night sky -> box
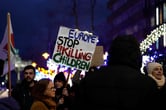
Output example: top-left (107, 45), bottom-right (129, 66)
top-left (0, 0), bottom-right (109, 67)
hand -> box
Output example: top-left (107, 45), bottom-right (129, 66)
top-left (58, 97), bottom-right (64, 104)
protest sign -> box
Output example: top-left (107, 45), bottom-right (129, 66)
top-left (52, 26), bottom-right (98, 71)
top-left (90, 46), bottom-right (104, 67)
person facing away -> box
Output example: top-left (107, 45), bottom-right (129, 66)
top-left (76, 34), bottom-right (158, 110)
top-left (30, 78), bottom-right (56, 110)
top-left (11, 65), bottom-right (37, 110)
top-left (146, 62), bottom-right (166, 109)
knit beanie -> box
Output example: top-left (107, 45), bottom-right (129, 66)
top-left (146, 62), bottom-right (162, 75)
top-left (146, 62), bottom-right (165, 88)
top-left (54, 72), bottom-right (66, 82)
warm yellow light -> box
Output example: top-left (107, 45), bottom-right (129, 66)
top-left (31, 62), bottom-right (37, 68)
top-left (42, 52), bottom-right (50, 59)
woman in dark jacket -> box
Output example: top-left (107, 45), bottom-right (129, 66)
top-left (54, 72), bottom-right (74, 110)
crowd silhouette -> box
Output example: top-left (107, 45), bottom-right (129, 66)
top-left (0, 34), bottom-right (165, 110)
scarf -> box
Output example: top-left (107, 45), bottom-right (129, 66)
top-left (148, 74), bottom-right (165, 89)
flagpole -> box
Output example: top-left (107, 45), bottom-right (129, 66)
top-left (7, 12), bottom-right (12, 97)
top-left (65, 67), bottom-right (71, 88)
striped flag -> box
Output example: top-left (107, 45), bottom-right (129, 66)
top-left (0, 13), bottom-right (16, 76)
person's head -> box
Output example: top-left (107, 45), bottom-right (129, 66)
top-left (54, 72), bottom-right (66, 88)
top-left (107, 34), bottom-right (142, 70)
top-left (32, 78), bottom-right (55, 100)
top-left (146, 62), bottom-right (164, 80)
top-left (23, 65), bottom-right (36, 83)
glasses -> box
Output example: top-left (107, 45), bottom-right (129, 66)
top-left (47, 87), bottom-right (56, 91)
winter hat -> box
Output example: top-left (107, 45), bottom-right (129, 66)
top-left (107, 34), bottom-right (142, 70)
top-left (146, 62), bottom-right (162, 75)
top-left (54, 72), bottom-right (66, 82)
top-left (146, 62), bottom-right (165, 89)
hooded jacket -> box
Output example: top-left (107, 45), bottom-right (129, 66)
top-left (76, 35), bottom-right (158, 110)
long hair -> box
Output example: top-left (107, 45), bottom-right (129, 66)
top-left (31, 78), bottom-right (52, 100)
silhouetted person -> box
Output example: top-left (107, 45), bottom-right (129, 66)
top-left (76, 34), bottom-right (158, 110)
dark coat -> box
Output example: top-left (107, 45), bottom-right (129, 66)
top-left (11, 80), bottom-right (37, 110)
top-left (75, 35), bottom-right (159, 110)
top-left (0, 96), bottom-right (20, 110)
top-left (76, 65), bottom-right (158, 110)
top-left (155, 82), bottom-right (166, 109)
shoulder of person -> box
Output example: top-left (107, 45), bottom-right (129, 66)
top-left (0, 97), bottom-right (20, 110)
top-left (143, 75), bottom-right (159, 91)
top-left (31, 100), bottom-right (48, 110)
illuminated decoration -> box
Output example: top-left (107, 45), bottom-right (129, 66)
top-left (164, 34), bottom-right (166, 47)
top-left (34, 58), bottom-right (86, 85)
top-left (140, 23), bottom-right (166, 54)
top-left (34, 69), bottom-right (55, 81)
top-left (141, 55), bottom-right (150, 74)
top-left (103, 51), bottom-right (108, 65)
top-left (47, 58), bottom-right (58, 72)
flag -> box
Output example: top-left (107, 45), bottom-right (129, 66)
top-left (0, 13), bottom-right (16, 76)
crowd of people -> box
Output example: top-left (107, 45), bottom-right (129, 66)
top-left (0, 34), bottom-right (166, 110)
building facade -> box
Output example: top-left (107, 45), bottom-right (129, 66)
top-left (106, 0), bottom-right (166, 70)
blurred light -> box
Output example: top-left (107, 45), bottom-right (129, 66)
top-left (103, 51), bottom-right (108, 60)
top-left (149, 48), bottom-right (152, 51)
top-left (140, 23), bottom-right (166, 54)
top-left (32, 62), bottom-right (37, 68)
top-left (1, 82), bottom-right (5, 86)
top-left (42, 52), bottom-right (50, 59)
top-left (159, 54), bottom-right (163, 56)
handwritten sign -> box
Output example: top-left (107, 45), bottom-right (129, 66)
top-left (52, 26), bottom-right (98, 71)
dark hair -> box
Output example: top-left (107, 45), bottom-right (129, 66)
top-left (54, 72), bottom-right (66, 83)
top-left (31, 78), bottom-right (52, 100)
top-left (107, 34), bottom-right (142, 70)
top-left (23, 65), bottom-right (36, 74)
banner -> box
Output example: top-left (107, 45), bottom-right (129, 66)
top-left (52, 26), bottom-right (98, 71)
